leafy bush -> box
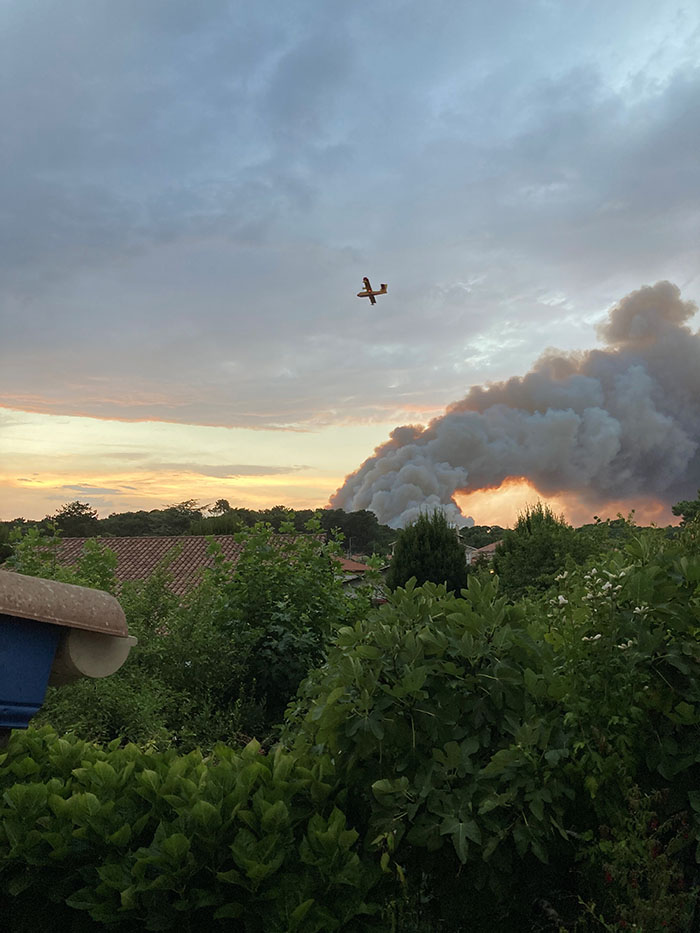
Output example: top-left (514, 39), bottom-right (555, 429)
top-left (7, 525), bottom-right (118, 593)
top-left (532, 523), bottom-right (700, 928)
top-left (0, 727), bottom-right (380, 932)
top-left (287, 523), bottom-right (700, 929)
top-left (287, 575), bottom-right (573, 928)
top-left (16, 519), bottom-right (376, 751)
top-left (492, 502), bottom-right (594, 598)
top-left (6, 514), bottom-right (700, 929)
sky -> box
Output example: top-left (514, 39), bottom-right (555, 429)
top-left (1, 0), bottom-right (699, 526)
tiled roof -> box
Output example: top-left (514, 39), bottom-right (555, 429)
top-left (338, 557), bottom-right (371, 574)
top-left (57, 535), bottom-right (324, 597)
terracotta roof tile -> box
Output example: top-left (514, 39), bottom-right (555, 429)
top-left (57, 535), bottom-right (318, 597)
top-left (338, 557), bottom-right (371, 573)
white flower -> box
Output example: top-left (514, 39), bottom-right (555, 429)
top-left (601, 581), bottom-right (612, 592)
top-left (582, 633), bottom-right (602, 642)
top-left (558, 595), bottom-right (568, 606)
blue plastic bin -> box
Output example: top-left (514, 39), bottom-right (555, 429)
top-left (0, 615), bottom-right (60, 730)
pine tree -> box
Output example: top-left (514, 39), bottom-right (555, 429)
top-left (387, 510), bottom-right (467, 593)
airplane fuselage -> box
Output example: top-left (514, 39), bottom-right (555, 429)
top-left (357, 277), bottom-right (388, 305)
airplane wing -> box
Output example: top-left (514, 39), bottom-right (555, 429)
top-left (357, 276), bottom-right (380, 304)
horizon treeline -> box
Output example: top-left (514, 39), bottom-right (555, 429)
top-left (2, 490), bottom-right (693, 566)
top-left (0, 499), bottom-right (398, 557)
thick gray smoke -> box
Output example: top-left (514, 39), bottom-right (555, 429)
top-left (331, 282), bottom-right (700, 527)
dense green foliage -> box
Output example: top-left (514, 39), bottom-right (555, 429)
top-left (0, 728), bottom-right (379, 932)
top-left (459, 524), bottom-right (506, 548)
top-left (8, 520), bottom-right (375, 752)
top-left (492, 502), bottom-right (595, 598)
top-left (288, 575), bottom-right (567, 928)
top-left (2, 512), bottom-right (700, 929)
top-left (52, 501), bottom-right (100, 537)
top-left (386, 510), bottom-right (467, 594)
top-left (0, 500), bottom-right (207, 543)
top-left (288, 522), bottom-right (700, 929)
top-left (0, 502), bottom-right (395, 560)
top-left (673, 489), bottom-right (700, 525)
top-left (190, 507), bottom-right (394, 555)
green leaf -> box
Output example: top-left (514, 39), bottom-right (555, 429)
top-left (120, 886), bottom-right (136, 910)
top-left (440, 817), bottom-right (481, 863)
top-left (6, 874), bottom-right (34, 897)
top-left (528, 796), bottom-right (544, 821)
top-left (289, 899), bottom-right (315, 931)
top-left (190, 799), bottom-right (221, 832)
top-left (217, 868), bottom-right (243, 885)
top-left (109, 824), bottom-right (132, 846)
top-left (161, 833), bottom-right (191, 861)
top-left (261, 799), bottom-right (289, 833)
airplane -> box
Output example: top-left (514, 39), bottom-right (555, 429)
top-left (356, 276), bottom-right (388, 305)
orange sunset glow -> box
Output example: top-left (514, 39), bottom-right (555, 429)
top-left (455, 479), bottom-right (678, 529)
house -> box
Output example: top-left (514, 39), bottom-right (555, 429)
top-left (469, 541), bottom-right (502, 564)
top-left (337, 556), bottom-right (375, 591)
top-left (463, 544), bottom-right (480, 565)
top-left (56, 535), bottom-right (374, 596)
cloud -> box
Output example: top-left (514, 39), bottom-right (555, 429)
top-left (332, 282), bottom-right (700, 526)
top-left (61, 484), bottom-right (127, 495)
top-left (0, 0), bottom-right (698, 440)
top-left (150, 462), bottom-right (307, 478)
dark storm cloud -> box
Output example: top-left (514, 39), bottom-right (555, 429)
top-left (0, 0), bottom-right (699, 428)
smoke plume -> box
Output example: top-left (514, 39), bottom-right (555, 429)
top-left (331, 282), bottom-right (700, 527)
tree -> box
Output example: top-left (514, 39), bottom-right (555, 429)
top-left (99, 509), bottom-right (158, 537)
top-left (492, 502), bottom-right (590, 597)
top-left (210, 498), bottom-right (232, 516)
top-left (48, 501), bottom-right (99, 537)
top-left (386, 510), bottom-right (467, 593)
top-left (672, 489), bottom-right (700, 525)
top-left (320, 508), bottom-right (395, 555)
top-left (152, 500), bottom-right (205, 535)
top-left (460, 524), bottom-right (507, 549)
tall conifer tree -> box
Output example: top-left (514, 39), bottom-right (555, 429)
top-left (387, 510), bottom-right (467, 593)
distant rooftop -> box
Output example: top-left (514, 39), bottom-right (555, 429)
top-left (57, 535), bottom-right (364, 596)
